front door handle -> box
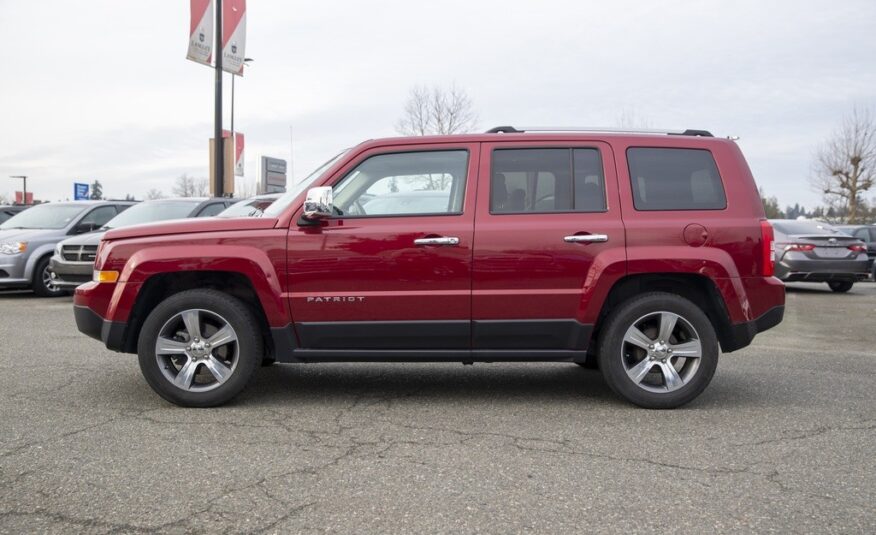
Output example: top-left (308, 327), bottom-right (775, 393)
top-left (414, 236), bottom-right (460, 246)
top-left (564, 234), bottom-right (608, 244)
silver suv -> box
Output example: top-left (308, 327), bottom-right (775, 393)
top-left (0, 201), bottom-right (134, 296)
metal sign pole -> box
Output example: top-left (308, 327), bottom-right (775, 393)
top-left (214, 0), bottom-right (224, 197)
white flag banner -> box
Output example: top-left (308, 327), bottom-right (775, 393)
top-left (222, 0), bottom-right (247, 75)
top-left (186, 0), bottom-right (214, 67)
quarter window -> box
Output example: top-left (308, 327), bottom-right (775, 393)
top-left (627, 148), bottom-right (726, 211)
top-left (332, 150), bottom-right (469, 217)
top-left (491, 148), bottom-right (606, 213)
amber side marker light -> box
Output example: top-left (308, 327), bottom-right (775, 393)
top-left (93, 270), bottom-right (120, 283)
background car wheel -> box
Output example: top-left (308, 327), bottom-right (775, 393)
top-left (827, 281), bottom-right (854, 293)
top-left (597, 292), bottom-right (719, 409)
top-left (137, 289), bottom-right (263, 407)
top-left (32, 256), bottom-right (66, 297)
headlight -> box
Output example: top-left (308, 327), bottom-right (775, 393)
top-left (54, 243), bottom-right (63, 257)
top-left (0, 242), bottom-right (27, 255)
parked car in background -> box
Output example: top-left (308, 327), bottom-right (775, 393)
top-left (49, 197), bottom-right (235, 290)
top-left (217, 193), bottom-right (282, 218)
top-left (75, 127), bottom-right (786, 409)
top-left (771, 219), bottom-right (869, 292)
top-left (0, 205), bottom-right (29, 225)
top-left (836, 224), bottom-right (876, 280)
top-left (0, 201), bottom-right (135, 296)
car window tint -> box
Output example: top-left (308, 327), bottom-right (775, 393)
top-left (491, 148), bottom-right (606, 213)
top-left (80, 206), bottom-right (118, 227)
top-left (332, 150), bottom-right (469, 217)
top-left (627, 148), bottom-right (726, 210)
top-left (196, 203), bottom-right (227, 217)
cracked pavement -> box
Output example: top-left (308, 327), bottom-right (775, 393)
top-left (1, 283), bottom-right (875, 533)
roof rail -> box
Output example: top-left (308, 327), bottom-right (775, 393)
top-left (485, 126), bottom-right (713, 137)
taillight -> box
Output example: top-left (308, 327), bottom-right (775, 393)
top-left (785, 243), bottom-right (815, 252)
top-left (848, 244), bottom-right (866, 253)
top-left (760, 220), bottom-right (774, 277)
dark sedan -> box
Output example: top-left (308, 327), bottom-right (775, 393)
top-left (770, 219), bottom-right (869, 292)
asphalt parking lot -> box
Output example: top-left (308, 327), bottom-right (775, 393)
top-left (1, 284), bottom-right (874, 534)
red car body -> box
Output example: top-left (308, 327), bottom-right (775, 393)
top-left (74, 132), bottom-right (785, 364)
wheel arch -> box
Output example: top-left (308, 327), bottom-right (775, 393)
top-left (593, 273), bottom-right (740, 353)
top-left (121, 271), bottom-right (274, 356)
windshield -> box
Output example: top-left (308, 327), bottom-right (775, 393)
top-left (218, 196), bottom-right (280, 218)
top-left (103, 200), bottom-right (201, 229)
top-left (0, 204), bottom-right (87, 230)
top-left (262, 149), bottom-right (350, 217)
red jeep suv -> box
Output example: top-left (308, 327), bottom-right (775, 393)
top-left (74, 127), bottom-right (785, 409)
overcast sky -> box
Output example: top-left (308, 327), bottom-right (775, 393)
top-left (1, 0), bottom-right (874, 207)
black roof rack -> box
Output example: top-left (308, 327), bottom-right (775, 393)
top-left (485, 126), bottom-right (713, 137)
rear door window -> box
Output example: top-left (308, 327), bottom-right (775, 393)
top-left (627, 148), bottom-right (726, 210)
top-left (490, 148), bottom-right (606, 213)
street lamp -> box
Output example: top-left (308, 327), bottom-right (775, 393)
top-left (230, 57), bottom-right (253, 136)
top-left (10, 175), bottom-right (27, 205)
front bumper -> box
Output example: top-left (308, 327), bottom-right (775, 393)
top-left (0, 255), bottom-right (29, 288)
top-left (74, 305), bottom-right (128, 351)
top-left (49, 256), bottom-right (92, 288)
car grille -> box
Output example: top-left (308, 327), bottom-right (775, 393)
top-left (61, 245), bottom-right (98, 263)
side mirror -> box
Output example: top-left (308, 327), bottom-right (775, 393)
top-left (73, 222), bottom-right (97, 234)
top-left (302, 187), bottom-right (333, 221)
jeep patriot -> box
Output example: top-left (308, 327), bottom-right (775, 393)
top-left (74, 127), bottom-right (785, 408)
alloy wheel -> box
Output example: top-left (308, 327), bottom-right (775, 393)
top-left (154, 309), bottom-right (239, 392)
top-left (620, 311), bottom-right (702, 393)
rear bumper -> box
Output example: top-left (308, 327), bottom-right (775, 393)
top-left (73, 305), bottom-right (127, 351)
top-left (722, 305), bottom-right (784, 353)
top-left (776, 257), bottom-right (869, 282)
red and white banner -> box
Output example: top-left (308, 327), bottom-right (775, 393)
top-left (222, 0), bottom-right (247, 76)
top-left (186, 0), bottom-right (214, 67)
top-left (222, 130), bottom-right (245, 176)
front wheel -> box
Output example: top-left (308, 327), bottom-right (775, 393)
top-left (597, 292), bottom-right (719, 409)
top-left (32, 256), bottom-right (66, 297)
top-left (137, 289), bottom-right (263, 407)
top-left (827, 281), bottom-right (853, 293)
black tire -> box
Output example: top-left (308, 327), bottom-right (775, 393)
top-left (31, 255), bottom-right (66, 297)
top-left (137, 289), bottom-right (263, 407)
top-left (827, 281), bottom-right (853, 293)
top-left (597, 292), bottom-right (719, 409)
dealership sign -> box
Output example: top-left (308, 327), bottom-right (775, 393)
top-left (73, 183), bottom-right (89, 200)
top-left (222, 0), bottom-right (247, 75)
top-left (186, 0), bottom-right (214, 67)
top-left (260, 156), bottom-right (287, 193)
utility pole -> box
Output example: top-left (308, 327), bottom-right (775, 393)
top-left (10, 175), bottom-right (27, 204)
top-left (214, 0), bottom-right (224, 197)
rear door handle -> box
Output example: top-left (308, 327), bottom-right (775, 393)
top-left (564, 234), bottom-right (608, 244)
top-left (414, 236), bottom-right (460, 246)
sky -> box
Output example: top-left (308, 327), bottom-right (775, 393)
top-left (1, 0), bottom-right (874, 208)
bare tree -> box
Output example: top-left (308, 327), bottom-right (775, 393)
top-left (146, 188), bottom-right (165, 200)
top-left (396, 84), bottom-right (477, 136)
top-left (615, 108), bottom-right (652, 129)
top-left (172, 174), bottom-right (209, 197)
top-left (235, 179), bottom-right (257, 198)
top-left (811, 107), bottom-right (876, 223)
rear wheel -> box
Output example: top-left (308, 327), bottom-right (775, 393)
top-left (32, 256), bottom-right (66, 297)
top-left (137, 289), bottom-right (263, 407)
top-left (827, 281), bottom-right (853, 293)
top-left (597, 292), bottom-right (719, 409)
